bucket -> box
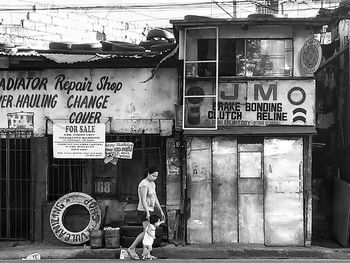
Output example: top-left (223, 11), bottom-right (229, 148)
top-left (104, 228), bottom-right (120, 248)
top-left (90, 230), bottom-right (104, 249)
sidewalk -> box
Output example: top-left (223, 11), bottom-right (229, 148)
top-left (2, 241), bottom-right (350, 260)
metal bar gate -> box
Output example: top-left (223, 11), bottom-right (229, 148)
top-left (0, 129), bottom-right (33, 241)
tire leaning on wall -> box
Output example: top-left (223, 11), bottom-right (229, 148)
top-left (49, 192), bottom-right (101, 245)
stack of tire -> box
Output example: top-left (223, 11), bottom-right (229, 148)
top-left (100, 40), bottom-right (145, 52)
top-left (49, 42), bottom-right (103, 51)
top-left (0, 42), bottom-right (17, 52)
top-left (120, 225), bottom-right (163, 248)
top-left (139, 28), bottom-right (176, 52)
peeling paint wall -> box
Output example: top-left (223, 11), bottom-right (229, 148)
top-left (186, 137), bottom-right (212, 243)
top-left (264, 138), bottom-right (304, 246)
top-left (212, 137), bottom-right (238, 243)
top-left (0, 68), bottom-right (177, 135)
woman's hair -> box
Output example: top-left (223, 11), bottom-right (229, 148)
top-left (144, 166), bottom-right (158, 178)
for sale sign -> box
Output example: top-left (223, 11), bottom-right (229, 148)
top-left (53, 123), bottom-right (105, 158)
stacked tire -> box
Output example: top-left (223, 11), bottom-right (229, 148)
top-left (101, 41), bottom-right (145, 52)
top-left (120, 225), bottom-right (163, 248)
top-left (139, 28), bottom-right (176, 52)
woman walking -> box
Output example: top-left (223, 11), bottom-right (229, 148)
top-left (127, 167), bottom-right (165, 259)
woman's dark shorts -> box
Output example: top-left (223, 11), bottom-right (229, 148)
top-left (137, 210), bottom-right (154, 222)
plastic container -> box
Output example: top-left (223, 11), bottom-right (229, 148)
top-left (104, 228), bottom-right (120, 248)
top-left (90, 230), bottom-right (104, 249)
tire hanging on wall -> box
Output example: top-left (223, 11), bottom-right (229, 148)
top-left (49, 192), bottom-right (101, 245)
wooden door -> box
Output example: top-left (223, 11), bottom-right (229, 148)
top-left (237, 141), bottom-right (264, 243)
top-left (264, 138), bottom-right (304, 246)
top-left (212, 137), bottom-right (238, 242)
top-left (186, 137), bottom-right (212, 243)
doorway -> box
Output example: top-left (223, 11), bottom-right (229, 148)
top-left (0, 130), bottom-right (33, 241)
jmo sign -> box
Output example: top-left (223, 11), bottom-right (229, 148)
top-left (184, 80), bottom-right (315, 128)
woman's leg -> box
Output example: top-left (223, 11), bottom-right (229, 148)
top-left (127, 220), bottom-right (149, 258)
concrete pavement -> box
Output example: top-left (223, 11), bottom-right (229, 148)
top-left (1, 241), bottom-right (350, 260)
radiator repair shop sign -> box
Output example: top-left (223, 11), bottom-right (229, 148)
top-left (53, 123), bottom-right (105, 159)
top-left (105, 142), bottom-right (134, 159)
top-left (0, 68), bottom-right (177, 136)
top-left (184, 80), bottom-right (315, 128)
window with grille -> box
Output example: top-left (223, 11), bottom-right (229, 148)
top-left (47, 134), bottom-right (166, 204)
top-left (197, 38), bottom-right (293, 77)
top-left (47, 136), bottom-right (85, 201)
top-left (93, 134), bottom-right (166, 204)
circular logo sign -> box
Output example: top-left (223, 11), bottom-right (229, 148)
top-left (300, 38), bottom-right (322, 74)
top-left (49, 192), bottom-right (101, 244)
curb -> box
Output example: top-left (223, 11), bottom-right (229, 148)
top-left (2, 245), bottom-right (350, 260)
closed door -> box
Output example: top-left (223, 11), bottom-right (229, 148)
top-left (264, 138), bottom-right (304, 246)
top-left (212, 137), bottom-right (238, 243)
top-left (237, 140), bottom-right (264, 243)
top-left (186, 137), bottom-right (212, 243)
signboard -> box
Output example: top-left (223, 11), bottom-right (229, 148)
top-left (300, 38), bottom-right (322, 74)
top-left (7, 111), bottom-right (34, 129)
top-left (0, 68), bottom-right (177, 135)
top-left (53, 123), bottom-right (105, 159)
top-left (105, 142), bottom-right (134, 159)
top-left (184, 80), bottom-right (315, 128)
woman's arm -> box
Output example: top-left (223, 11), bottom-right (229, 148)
top-left (154, 195), bottom-right (165, 220)
top-left (139, 186), bottom-right (150, 219)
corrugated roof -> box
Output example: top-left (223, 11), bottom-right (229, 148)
top-left (170, 14), bottom-right (332, 28)
top-left (0, 49), bottom-right (171, 64)
top-left (40, 53), bottom-right (104, 63)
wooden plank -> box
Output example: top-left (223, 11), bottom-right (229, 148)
top-left (31, 137), bottom-right (49, 242)
top-left (238, 179), bottom-right (263, 194)
top-left (238, 194), bottom-right (264, 243)
top-left (212, 137), bottom-right (238, 243)
top-left (166, 138), bottom-right (181, 208)
top-left (238, 142), bottom-right (264, 244)
top-left (264, 138), bottom-right (304, 246)
top-left (332, 177), bottom-right (350, 247)
top-left (304, 135), bottom-right (312, 246)
top-left (186, 137), bottom-right (212, 243)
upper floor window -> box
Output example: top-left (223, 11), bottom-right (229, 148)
top-left (196, 38), bottom-right (293, 77)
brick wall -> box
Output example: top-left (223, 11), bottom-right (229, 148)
top-left (0, 7), bottom-right (148, 49)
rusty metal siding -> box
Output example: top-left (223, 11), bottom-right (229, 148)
top-left (264, 137), bottom-right (304, 246)
top-left (212, 137), bottom-right (238, 243)
top-left (186, 137), bottom-right (212, 243)
top-left (166, 138), bottom-right (181, 209)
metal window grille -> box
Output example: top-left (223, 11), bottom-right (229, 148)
top-left (95, 134), bottom-right (166, 203)
top-left (47, 134), bottom-right (166, 204)
top-left (47, 136), bottom-right (85, 201)
top-left (0, 129), bottom-right (33, 241)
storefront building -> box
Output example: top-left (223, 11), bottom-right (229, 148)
top-left (0, 48), bottom-right (180, 244)
top-left (171, 15), bottom-right (330, 246)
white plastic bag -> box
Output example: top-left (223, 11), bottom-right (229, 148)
top-left (22, 252), bottom-right (41, 260)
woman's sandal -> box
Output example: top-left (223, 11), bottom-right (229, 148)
top-left (126, 249), bottom-right (140, 260)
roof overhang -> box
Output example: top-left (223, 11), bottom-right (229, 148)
top-left (170, 15), bottom-right (332, 30)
